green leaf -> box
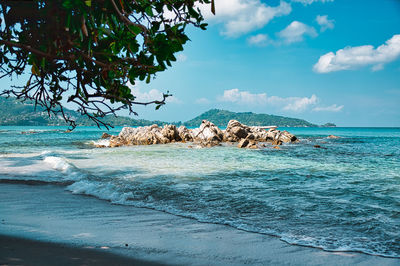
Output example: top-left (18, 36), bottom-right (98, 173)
top-left (84, 0), bottom-right (91, 7)
top-left (145, 6), bottom-right (153, 16)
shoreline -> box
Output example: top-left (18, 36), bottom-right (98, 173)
top-left (1, 183), bottom-right (399, 265)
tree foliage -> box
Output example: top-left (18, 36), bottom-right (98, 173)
top-left (0, 0), bottom-right (213, 129)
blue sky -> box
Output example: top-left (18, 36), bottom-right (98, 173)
top-left (1, 0), bottom-right (399, 126)
top-left (130, 0), bottom-right (400, 126)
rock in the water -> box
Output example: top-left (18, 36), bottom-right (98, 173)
top-left (327, 135), bottom-right (340, 139)
top-left (248, 141), bottom-right (258, 149)
top-left (101, 133), bottom-right (112, 139)
top-left (118, 126), bottom-right (170, 145)
top-left (272, 139), bottom-right (283, 146)
top-left (313, 144), bottom-right (327, 149)
top-left (192, 120), bottom-right (224, 142)
top-left (200, 140), bottom-right (221, 148)
top-left (97, 119), bottom-right (298, 149)
top-left (177, 126), bottom-right (193, 142)
top-left (237, 138), bottom-right (249, 148)
top-left (278, 130), bottom-right (297, 143)
top-left (161, 124), bottom-right (181, 142)
top-left (224, 120), bottom-right (250, 141)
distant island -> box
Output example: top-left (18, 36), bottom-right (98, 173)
top-left (0, 97), bottom-right (165, 127)
top-left (0, 97), bottom-right (335, 128)
top-left (184, 109), bottom-right (321, 128)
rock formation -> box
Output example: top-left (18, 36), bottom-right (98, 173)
top-left (95, 120), bottom-right (298, 149)
top-left (327, 135), bottom-right (340, 139)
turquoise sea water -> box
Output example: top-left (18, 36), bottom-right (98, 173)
top-left (0, 126), bottom-right (399, 257)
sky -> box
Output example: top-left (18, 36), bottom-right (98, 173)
top-left (1, 0), bottom-right (400, 126)
top-left (129, 0), bottom-right (400, 127)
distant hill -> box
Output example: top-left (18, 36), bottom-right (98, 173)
top-left (184, 109), bottom-right (318, 128)
top-left (0, 97), bottom-right (165, 127)
top-left (0, 97), bottom-right (333, 128)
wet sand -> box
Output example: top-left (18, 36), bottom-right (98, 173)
top-left (0, 234), bottom-right (163, 266)
top-left (0, 183), bottom-right (399, 265)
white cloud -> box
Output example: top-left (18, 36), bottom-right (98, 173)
top-left (292, 0), bottom-right (334, 5)
top-left (200, 0), bottom-right (292, 37)
top-left (316, 15), bottom-right (334, 32)
top-left (313, 104), bottom-right (343, 112)
top-left (195, 97), bottom-right (211, 104)
top-left (313, 34), bottom-right (400, 73)
top-left (177, 53), bottom-right (187, 62)
top-left (218, 88), bottom-right (268, 105)
top-left (281, 94), bottom-right (318, 111)
top-left (218, 89), bottom-right (321, 112)
top-left (371, 63), bottom-right (384, 72)
top-left (247, 34), bottom-right (270, 46)
top-left (128, 83), bottom-right (181, 104)
top-left (278, 21), bottom-right (317, 43)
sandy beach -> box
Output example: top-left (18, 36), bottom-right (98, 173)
top-left (0, 183), bottom-right (398, 266)
top-left (0, 234), bottom-right (163, 266)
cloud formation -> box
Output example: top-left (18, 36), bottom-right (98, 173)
top-left (313, 34), bottom-right (400, 73)
top-left (218, 88), bottom-right (268, 105)
top-left (292, 0), bottom-right (334, 5)
top-left (176, 53), bottom-right (187, 62)
top-left (200, 0), bottom-right (291, 37)
top-left (218, 89), bottom-right (321, 112)
top-left (278, 21), bottom-right (318, 43)
top-left (129, 83), bottom-right (181, 104)
top-left (247, 34), bottom-right (270, 46)
top-left (316, 15), bottom-right (334, 32)
top-left (313, 104), bottom-right (344, 112)
top-left (281, 94), bottom-right (318, 111)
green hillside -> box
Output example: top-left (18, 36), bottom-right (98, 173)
top-left (0, 98), bottom-right (330, 128)
top-left (184, 109), bottom-right (318, 128)
top-left (0, 97), bottom-right (165, 127)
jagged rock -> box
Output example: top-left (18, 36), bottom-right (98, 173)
top-left (272, 139), bottom-right (283, 146)
top-left (279, 130), bottom-right (297, 143)
top-left (246, 133), bottom-right (256, 140)
top-left (327, 135), bottom-right (340, 139)
top-left (192, 120), bottom-right (223, 142)
top-left (224, 120), bottom-right (250, 141)
top-left (273, 146), bottom-right (281, 150)
top-left (237, 138), bottom-right (258, 149)
top-left (109, 136), bottom-right (124, 147)
top-left (178, 126), bottom-right (193, 142)
top-left (314, 144), bottom-right (327, 149)
top-left (118, 126), bottom-right (170, 145)
top-left (161, 124), bottom-right (181, 142)
top-left (237, 139), bottom-right (249, 148)
top-left (101, 133), bottom-right (112, 139)
top-left (97, 119), bottom-right (298, 149)
top-left (248, 141), bottom-right (258, 149)
top-left (200, 140), bottom-right (221, 148)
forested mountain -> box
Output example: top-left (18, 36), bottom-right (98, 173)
top-left (0, 97), bottom-right (164, 127)
top-left (0, 97), bottom-right (331, 128)
top-left (184, 109), bottom-right (318, 128)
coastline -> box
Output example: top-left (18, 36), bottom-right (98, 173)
top-left (1, 183), bottom-right (399, 265)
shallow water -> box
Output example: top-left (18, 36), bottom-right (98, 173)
top-left (0, 126), bottom-right (399, 258)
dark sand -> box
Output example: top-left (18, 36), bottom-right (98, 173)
top-left (0, 184), bottom-right (399, 265)
top-left (0, 234), bottom-right (163, 266)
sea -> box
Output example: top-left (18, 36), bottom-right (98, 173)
top-left (0, 126), bottom-right (399, 258)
